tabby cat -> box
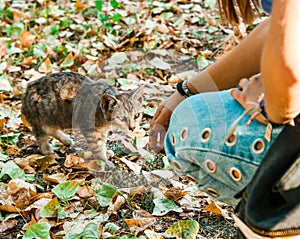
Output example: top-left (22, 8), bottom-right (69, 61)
top-left (21, 72), bottom-right (144, 169)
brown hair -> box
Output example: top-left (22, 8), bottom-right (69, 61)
top-left (217, 0), bottom-right (260, 25)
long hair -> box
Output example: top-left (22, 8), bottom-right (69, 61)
top-left (217, 0), bottom-right (260, 25)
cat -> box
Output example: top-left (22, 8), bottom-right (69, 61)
top-left (21, 72), bottom-right (144, 169)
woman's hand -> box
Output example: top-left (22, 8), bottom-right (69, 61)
top-left (231, 74), bottom-right (268, 124)
top-left (149, 91), bottom-right (185, 150)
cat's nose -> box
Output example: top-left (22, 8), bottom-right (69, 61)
top-left (129, 122), bottom-right (137, 131)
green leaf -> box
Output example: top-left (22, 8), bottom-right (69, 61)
top-left (51, 180), bottom-right (84, 201)
top-left (0, 132), bottom-right (21, 145)
top-left (0, 160), bottom-right (25, 179)
top-left (64, 222), bottom-right (100, 239)
top-left (112, 13), bottom-right (122, 22)
top-left (95, 0), bottom-right (103, 11)
top-left (196, 55), bottom-right (209, 70)
top-left (204, 0), bottom-right (216, 9)
top-left (23, 222), bottom-right (51, 239)
top-left (152, 198), bottom-right (183, 216)
top-left (143, 105), bottom-right (158, 117)
top-left (110, 0), bottom-right (119, 9)
top-left (50, 25), bottom-right (59, 35)
top-left (208, 25), bottom-right (219, 34)
top-left (40, 197), bottom-right (68, 219)
top-left (104, 222), bottom-right (120, 234)
top-left (33, 46), bottom-right (47, 58)
top-left (96, 183), bottom-right (117, 207)
top-left (163, 220), bottom-right (199, 239)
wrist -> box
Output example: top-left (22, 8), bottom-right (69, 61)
top-left (176, 80), bottom-right (195, 97)
top-left (258, 97), bottom-right (281, 127)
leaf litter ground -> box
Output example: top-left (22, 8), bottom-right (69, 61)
top-left (0, 0), bottom-right (263, 238)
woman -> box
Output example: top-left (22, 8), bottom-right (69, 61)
top-left (149, 0), bottom-right (300, 206)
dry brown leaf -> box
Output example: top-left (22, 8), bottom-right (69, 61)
top-left (75, 0), bottom-right (85, 10)
top-left (203, 201), bottom-right (231, 219)
top-left (43, 173), bottom-right (68, 184)
top-left (77, 184), bottom-right (95, 198)
top-left (35, 155), bottom-right (56, 171)
top-left (21, 56), bottom-right (35, 66)
top-left (10, 188), bottom-right (36, 210)
top-left (0, 118), bottom-right (7, 131)
top-left (0, 220), bottom-right (18, 233)
top-left (38, 57), bottom-right (53, 73)
top-left (0, 204), bottom-right (21, 213)
top-left (64, 154), bottom-right (85, 168)
top-left (19, 30), bottom-right (36, 49)
top-left (124, 217), bottom-right (156, 235)
top-left (23, 165), bottom-right (37, 174)
top-left (13, 9), bottom-right (28, 22)
top-left (161, 187), bottom-right (186, 203)
top-left (0, 44), bottom-right (7, 58)
top-left (110, 194), bottom-right (126, 213)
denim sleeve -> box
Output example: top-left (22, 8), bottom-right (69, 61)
top-left (165, 90), bottom-right (283, 205)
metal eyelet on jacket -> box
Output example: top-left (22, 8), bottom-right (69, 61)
top-left (186, 174), bottom-right (198, 183)
top-left (171, 133), bottom-right (176, 146)
top-left (204, 159), bottom-right (217, 174)
top-left (230, 167), bottom-right (243, 182)
top-left (206, 187), bottom-right (220, 197)
top-left (180, 127), bottom-right (188, 141)
top-left (200, 128), bottom-right (211, 143)
top-left (225, 132), bottom-right (237, 146)
top-left (252, 138), bottom-right (266, 154)
top-left (171, 160), bottom-right (184, 172)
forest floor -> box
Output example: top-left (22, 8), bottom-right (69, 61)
top-left (0, 0), bottom-right (264, 238)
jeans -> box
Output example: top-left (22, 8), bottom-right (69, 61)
top-left (165, 90), bottom-right (283, 205)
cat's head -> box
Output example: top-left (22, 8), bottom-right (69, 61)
top-left (100, 85), bottom-right (144, 130)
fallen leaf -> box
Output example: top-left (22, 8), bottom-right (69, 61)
top-left (203, 201), bottom-right (231, 219)
top-left (161, 187), bottom-right (186, 203)
top-left (152, 198), bottom-right (183, 216)
top-left (60, 52), bottom-right (74, 68)
top-left (124, 210), bottom-right (156, 235)
top-left (163, 220), bottom-right (199, 239)
top-left (38, 57), bottom-right (52, 73)
top-left (0, 220), bottom-right (18, 233)
top-left (74, 0), bottom-right (85, 10)
top-left (64, 154), bottom-right (85, 168)
top-left (43, 173), bottom-right (68, 184)
top-left (19, 30), bottom-right (36, 48)
top-left (77, 184), bottom-right (95, 198)
top-left (119, 157), bottom-right (142, 175)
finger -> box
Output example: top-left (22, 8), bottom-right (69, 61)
top-left (149, 127), bottom-right (158, 148)
top-left (230, 88), bottom-right (242, 101)
top-left (160, 128), bottom-right (167, 150)
top-left (150, 105), bottom-right (164, 126)
top-left (238, 78), bottom-right (249, 89)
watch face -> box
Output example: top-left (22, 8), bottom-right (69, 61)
top-left (259, 0), bottom-right (272, 14)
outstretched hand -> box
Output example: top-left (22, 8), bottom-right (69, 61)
top-left (231, 74), bottom-right (268, 124)
top-left (149, 92), bottom-right (185, 150)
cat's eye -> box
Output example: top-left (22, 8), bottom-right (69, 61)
top-left (134, 113), bottom-right (142, 119)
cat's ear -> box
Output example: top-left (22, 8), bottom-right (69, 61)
top-left (100, 94), bottom-right (118, 113)
top-left (130, 85), bottom-right (144, 104)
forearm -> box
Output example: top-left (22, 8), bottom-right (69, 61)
top-left (188, 18), bottom-right (270, 93)
top-left (262, 0), bottom-right (300, 124)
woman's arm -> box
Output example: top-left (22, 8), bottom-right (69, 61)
top-left (187, 18), bottom-right (271, 93)
top-left (261, 0), bottom-right (300, 124)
